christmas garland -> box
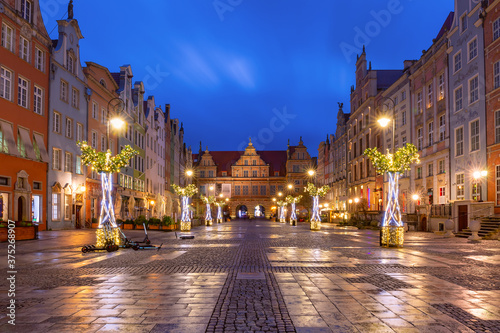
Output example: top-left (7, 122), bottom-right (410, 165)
top-left (285, 195), bottom-right (302, 204)
top-left (364, 144), bottom-right (420, 174)
top-left (215, 200), bottom-right (226, 207)
top-left (77, 141), bottom-right (138, 173)
top-left (201, 195), bottom-right (216, 204)
top-left (172, 184), bottom-right (198, 197)
top-left (304, 183), bottom-right (330, 197)
top-left (276, 200), bottom-right (286, 207)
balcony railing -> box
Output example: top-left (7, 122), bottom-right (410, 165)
top-left (430, 204), bottom-right (452, 217)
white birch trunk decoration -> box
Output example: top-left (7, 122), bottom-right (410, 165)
top-left (310, 195), bottom-right (321, 230)
top-left (205, 203), bottom-right (213, 226)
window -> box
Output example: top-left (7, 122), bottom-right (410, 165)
top-left (21, 0), bottom-right (32, 22)
top-left (472, 182), bottom-right (480, 201)
top-left (60, 80), bottom-right (68, 102)
top-left (17, 130), bottom-right (26, 157)
top-left (401, 110), bottom-right (406, 126)
top-left (438, 74), bottom-right (444, 100)
top-left (1, 23), bottom-right (14, 52)
top-left (65, 118), bottom-right (73, 138)
top-left (68, 54), bottom-right (75, 74)
top-left (469, 76), bottom-right (479, 104)
top-left (52, 148), bottom-right (61, 170)
top-left (53, 111), bottom-right (61, 133)
top-left (243, 186), bottom-right (249, 195)
top-left (208, 170), bottom-right (214, 177)
top-left (428, 163), bottom-right (433, 177)
top-left (496, 166), bottom-right (500, 205)
top-left (468, 37), bottom-right (477, 62)
top-left (0, 67), bottom-right (12, 100)
top-left (252, 160), bottom-right (256, 166)
top-left (260, 185), bottom-right (266, 195)
top-left (33, 181), bottom-right (41, 190)
top-left (71, 88), bottom-right (79, 108)
top-left (101, 108), bottom-right (107, 124)
top-left (235, 186), bottom-right (241, 195)
top-left (427, 84), bottom-right (433, 108)
top-left (35, 47), bottom-right (44, 71)
top-left (252, 185), bottom-right (258, 195)
top-left (91, 131), bottom-right (97, 149)
top-left (270, 185), bottom-right (276, 195)
top-left (200, 170), bottom-right (205, 178)
top-left (77, 123), bottom-right (83, 142)
top-left (244, 160), bottom-right (248, 166)
top-left (428, 121), bottom-right (433, 146)
top-left (456, 127), bottom-right (464, 156)
top-left (495, 62), bottom-right (500, 90)
top-left (417, 167), bottom-right (422, 179)
top-left (455, 86), bottom-right (463, 112)
top-left (100, 135), bottom-right (105, 151)
top-left (438, 160), bottom-right (445, 174)
top-left (417, 91), bottom-right (422, 113)
top-left (244, 170), bottom-right (248, 177)
top-left (454, 52), bottom-right (462, 73)
top-left (402, 136), bottom-right (407, 147)
top-left (33, 85), bottom-right (43, 115)
top-left (401, 90), bottom-right (406, 101)
top-left (292, 165), bottom-right (299, 172)
top-left (470, 119), bottom-right (479, 152)
top-left (52, 193), bottom-right (60, 220)
top-left (92, 101), bottom-right (98, 119)
top-left (19, 36), bottom-right (29, 62)
top-left (252, 170), bottom-right (257, 177)
top-left (494, 17), bottom-right (500, 41)
top-left (64, 195), bottom-right (71, 220)
top-left (439, 115), bottom-right (445, 141)
top-left (76, 155), bottom-right (82, 174)
top-left (64, 152), bottom-right (72, 172)
top-left (417, 127), bottom-right (423, 150)
top-left (460, 13), bottom-right (468, 33)
top-left (18, 77), bottom-right (29, 108)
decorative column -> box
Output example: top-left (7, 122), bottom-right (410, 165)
top-left (286, 195), bottom-right (302, 226)
top-left (201, 195), bottom-right (215, 226)
top-left (364, 144), bottom-right (420, 248)
top-left (77, 142), bottom-right (138, 249)
top-left (304, 183), bottom-right (330, 231)
top-left (172, 184), bottom-right (198, 231)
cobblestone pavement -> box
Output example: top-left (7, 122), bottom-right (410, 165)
top-left (1, 220), bottom-right (500, 332)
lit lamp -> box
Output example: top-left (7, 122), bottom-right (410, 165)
top-left (473, 170), bottom-right (488, 202)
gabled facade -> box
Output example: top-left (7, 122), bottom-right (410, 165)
top-left (448, 2), bottom-right (487, 202)
top-left (0, 0), bottom-right (51, 228)
top-left (286, 137), bottom-right (313, 194)
top-left (82, 61), bottom-right (120, 225)
top-left (47, 16), bottom-right (87, 229)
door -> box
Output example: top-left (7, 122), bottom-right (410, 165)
top-left (458, 205), bottom-right (468, 231)
top-left (75, 205), bottom-right (82, 229)
top-left (17, 197), bottom-right (23, 222)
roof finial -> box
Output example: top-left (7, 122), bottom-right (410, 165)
top-left (205, 146), bottom-right (209, 153)
top-left (68, 0), bottom-right (74, 20)
top-left (249, 137), bottom-right (252, 145)
top-left (299, 136), bottom-right (303, 145)
top-left (287, 139), bottom-right (290, 147)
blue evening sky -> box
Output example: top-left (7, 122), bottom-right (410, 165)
top-left (41, 0), bottom-right (452, 155)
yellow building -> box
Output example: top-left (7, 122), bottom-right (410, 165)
top-left (193, 139), bottom-right (313, 219)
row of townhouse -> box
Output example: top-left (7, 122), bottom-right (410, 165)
top-left (317, 0), bottom-right (500, 232)
top-left (0, 0), bottom-right (190, 230)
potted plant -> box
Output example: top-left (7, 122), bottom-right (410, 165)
top-left (135, 215), bottom-right (147, 230)
top-left (161, 215), bottom-right (176, 230)
top-left (122, 219), bottom-right (135, 230)
top-left (91, 217), bottom-right (99, 229)
top-left (148, 217), bottom-right (161, 230)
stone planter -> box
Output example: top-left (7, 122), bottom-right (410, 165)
top-left (444, 219), bottom-right (454, 237)
top-left (122, 224), bottom-right (135, 230)
top-left (468, 220), bottom-right (481, 242)
top-left (163, 224), bottom-right (178, 231)
top-left (149, 225), bottom-right (159, 230)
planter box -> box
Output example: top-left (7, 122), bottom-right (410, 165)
top-left (0, 226), bottom-right (37, 242)
top-left (122, 224), bottom-right (134, 230)
top-left (149, 225), bottom-right (159, 230)
top-left (163, 224), bottom-right (178, 231)
top-left (91, 223), bottom-right (100, 229)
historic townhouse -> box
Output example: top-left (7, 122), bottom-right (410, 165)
top-left (448, 2), bottom-right (487, 203)
top-left (0, 0), bottom-right (51, 228)
top-left (144, 96), bottom-right (166, 218)
top-left (347, 47), bottom-right (401, 210)
top-left (82, 61), bottom-right (120, 225)
top-left (379, 63), bottom-right (413, 214)
top-left (484, 0), bottom-right (500, 213)
top-left (317, 104), bottom-right (349, 211)
top-left (47, 14), bottom-right (88, 229)
top-left (193, 139), bottom-right (312, 219)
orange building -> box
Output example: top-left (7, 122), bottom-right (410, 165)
top-left (0, 0), bottom-right (51, 229)
top-left (484, 1), bottom-right (500, 212)
top-left (82, 62), bottom-right (120, 224)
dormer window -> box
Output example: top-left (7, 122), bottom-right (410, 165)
top-left (67, 52), bottom-right (75, 74)
top-left (21, 0), bottom-right (32, 23)
top-left (99, 79), bottom-right (106, 88)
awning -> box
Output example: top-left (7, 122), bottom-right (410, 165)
top-left (33, 133), bottom-right (49, 162)
top-left (0, 121), bottom-right (19, 156)
top-left (18, 127), bottom-right (36, 160)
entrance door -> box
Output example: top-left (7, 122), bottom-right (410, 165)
top-left (17, 197), bottom-right (23, 222)
top-left (75, 205), bottom-right (82, 229)
top-left (458, 205), bottom-right (468, 231)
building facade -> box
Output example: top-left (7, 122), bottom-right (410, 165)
top-left (47, 16), bottom-right (87, 229)
top-left (0, 0), bottom-right (51, 228)
top-left (448, 2), bottom-right (487, 202)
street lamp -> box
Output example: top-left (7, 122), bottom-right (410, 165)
top-left (473, 170), bottom-right (487, 202)
top-left (377, 97), bottom-right (396, 154)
